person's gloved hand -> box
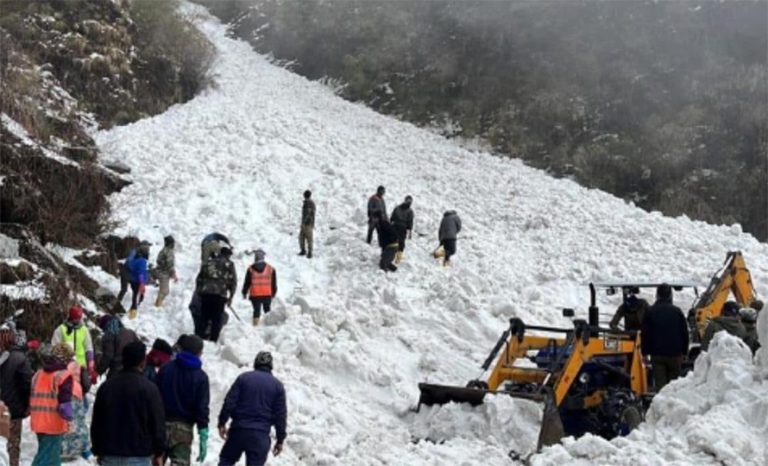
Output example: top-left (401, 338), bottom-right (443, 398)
top-left (139, 283), bottom-right (146, 295)
top-left (58, 402), bottom-right (74, 421)
top-left (196, 427), bottom-right (209, 463)
top-left (88, 360), bottom-right (98, 385)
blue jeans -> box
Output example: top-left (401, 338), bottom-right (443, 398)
top-left (98, 457), bottom-right (151, 466)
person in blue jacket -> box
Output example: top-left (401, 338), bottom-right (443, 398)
top-left (155, 335), bottom-right (210, 465)
top-left (118, 241), bottom-right (150, 319)
top-left (217, 351), bottom-right (287, 466)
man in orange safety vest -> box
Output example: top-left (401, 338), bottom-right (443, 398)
top-left (242, 249), bottom-right (277, 327)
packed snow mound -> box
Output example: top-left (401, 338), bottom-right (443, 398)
top-left (78, 3), bottom-right (768, 465)
top-left (532, 327), bottom-right (768, 466)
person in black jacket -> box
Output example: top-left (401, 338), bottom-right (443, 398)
top-left (377, 213), bottom-right (399, 272)
top-left (91, 341), bottom-right (166, 466)
top-left (155, 335), bottom-right (210, 465)
top-left (366, 186), bottom-right (387, 245)
top-left (641, 284), bottom-right (690, 391)
top-left (299, 190), bottom-right (316, 258)
top-left (390, 195), bottom-right (414, 264)
top-left (0, 327), bottom-right (33, 466)
top-left (96, 314), bottom-right (140, 379)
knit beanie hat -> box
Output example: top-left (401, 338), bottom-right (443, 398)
top-left (254, 249), bottom-right (266, 263)
top-left (69, 305), bottom-right (84, 322)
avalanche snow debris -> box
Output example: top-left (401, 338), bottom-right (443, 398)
top-left (49, 2), bottom-right (768, 465)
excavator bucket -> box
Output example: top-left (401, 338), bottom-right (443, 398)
top-left (417, 383), bottom-right (487, 407)
top-left (536, 389), bottom-right (566, 449)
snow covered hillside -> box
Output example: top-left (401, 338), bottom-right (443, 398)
top-left (84, 3), bottom-right (768, 465)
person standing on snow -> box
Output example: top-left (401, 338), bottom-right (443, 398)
top-left (195, 246), bottom-right (237, 343)
top-left (144, 338), bottom-right (174, 383)
top-left (700, 301), bottom-right (747, 351)
top-left (61, 347), bottom-right (92, 461)
top-left (299, 190), bottom-right (316, 258)
top-left (242, 249), bottom-right (278, 327)
top-left (367, 186), bottom-right (387, 245)
top-left (739, 307), bottom-right (761, 354)
top-left (29, 343), bottom-right (75, 466)
top-left (155, 235), bottom-right (178, 308)
top-left (218, 351), bottom-right (287, 466)
top-left (437, 210), bottom-right (462, 266)
top-left (155, 334), bottom-right (210, 466)
top-left (0, 326), bottom-right (33, 466)
top-left (641, 284), bottom-right (689, 391)
top-left (390, 195), bottom-right (414, 264)
top-left (51, 305), bottom-right (97, 386)
top-left (118, 241), bottom-right (151, 317)
top-left (377, 213), bottom-right (399, 272)
top-left (91, 341), bottom-right (166, 466)
top-left (96, 314), bottom-right (140, 379)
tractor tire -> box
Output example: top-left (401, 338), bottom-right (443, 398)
top-left (597, 388), bottom-right (644, 439)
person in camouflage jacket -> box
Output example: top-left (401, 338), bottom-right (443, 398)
top-left (194, 247), bottom-right (237, 343)
top-left (155, 235), bottom-right (178, 308)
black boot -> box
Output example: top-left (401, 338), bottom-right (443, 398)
top-left (298, 250), bottom-right (306, 256)
top-left (307, 251), bottom-right (312, 259)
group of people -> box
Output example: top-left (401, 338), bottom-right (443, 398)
top-left (366, 185), bottom-right (463, 272)
top-left (0, 315), bottom-right (287, 466)
top-left (611, 284), bottom-right (761, 390)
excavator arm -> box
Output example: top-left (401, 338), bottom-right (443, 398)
top-left (693, 251), bottom-right (762, 340)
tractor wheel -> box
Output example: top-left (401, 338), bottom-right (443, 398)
top-left (597, 388), bottom-right (644, 439)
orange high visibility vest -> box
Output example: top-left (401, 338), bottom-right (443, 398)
top-left (30, 370), bottom-right (70, 435)
top-left (249, 264), bottom-right (273, 297)
top-left (67, 361), bottom-right (83, 400)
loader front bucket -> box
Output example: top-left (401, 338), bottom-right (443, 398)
top-left (417, 383), bottom-right (487, 408)
top-left (536, 389), bottom-right (565, 450)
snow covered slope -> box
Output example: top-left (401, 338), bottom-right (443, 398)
top-left (89, 4), bottom-right (768, 465)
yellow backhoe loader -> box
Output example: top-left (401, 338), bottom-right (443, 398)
top-left (690, 251), bottom-right (763, 343)
top-left (418, 283), bottom-right (656, 449)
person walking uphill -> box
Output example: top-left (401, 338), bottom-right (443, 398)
top-left (195, 246), bottom-right (237, 343)
top-left (641, 284), bottom-right (689, 391)
top-left (437, 210), bottom-right (462, 266)
top-left (299, 190), bottom-right (316, 258)
top-left (91, 341), bottom-right (166, 466)
top-left (390, 196), bottom-right (414, 264)
top-left (218, 351), bottom-right (287, 466)
top-left (242, 249), bottom-right (278, 327)
top-left (0, 326), bottom-right (33, 466)
top-left (155, 235), bottom-right (178, 308)
top-left (118, 241), bottom-right (151, 319)
top-left (367, 186), bottom-right (387, 245)
top-left (51, 305), bottom-right (97, 386)
top-left (29, 343), bottom-right (75, 466)
top-left (377, 213), bottom-right (399, 272)
top-left (96, 314), bottom-right (139, 379)
top-left (156, 335), bottom-right (210, 466)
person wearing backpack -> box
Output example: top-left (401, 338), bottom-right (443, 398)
top-left (195, 247), bottom-right (237, 343)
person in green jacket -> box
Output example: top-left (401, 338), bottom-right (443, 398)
top-left (701, 301), bottom-right (747, 351)
top-left (51, 306), bottom-right (96, 385)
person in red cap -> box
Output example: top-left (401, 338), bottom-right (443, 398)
top-left (51, 306), bottom-right (97, 385)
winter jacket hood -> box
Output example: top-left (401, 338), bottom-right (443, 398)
top-left (175, 351), bottom-right (202, 370)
